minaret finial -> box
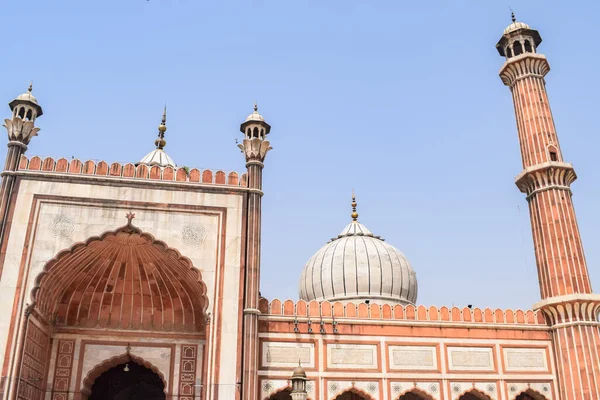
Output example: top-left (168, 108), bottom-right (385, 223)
top-left (155, 104), bottom-right (167, 149)
top-left (28, 81), bottom-right (33, 93)
top-left (351, 190), bottom-right (358, 222)
top-left (254, 101), bottom-right (258, 112)
top-left (510, 8), bottom-right (516, 23)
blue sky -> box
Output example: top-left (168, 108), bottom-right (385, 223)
top-left (2, 1), bottom-right (599, 310)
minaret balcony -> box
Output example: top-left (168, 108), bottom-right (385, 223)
top-left (515, 161), bottom-right (577, 198)
top-left (499, 53), bottom-right (550, 86)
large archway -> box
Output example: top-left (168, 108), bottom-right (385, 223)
top-left (31, 219), bottom-right (209, 331)
top-left (89, 361), bottom-right (165, 400)
top-left (12, 217), bottom-right (209, 399)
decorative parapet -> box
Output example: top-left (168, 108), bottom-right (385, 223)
top-left (17, 155), bottom-right (247, 187)
top-left (258, 298), bottom-right (547, 326)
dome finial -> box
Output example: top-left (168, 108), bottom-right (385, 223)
top-left (254, 101), bottom-right (258, 112)
top-left (155, 104), bottom-right (167, 149)
top-left (510, 8), bottom-right (516, 23)
top-left (28, 81), bottom-right (33, 93)
top-left (351, 189), bottom-right (359, 222)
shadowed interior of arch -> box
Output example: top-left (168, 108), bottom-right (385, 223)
top-left (458, 390), bottom-right (492, 400)
top-left (31, 224), bottom-right (209, 332)
top-left (398, 390), bottom-right (434, 400)
top-left (89, 361), bottom-right (165, 400)
top-left (335, 390), bottom-right (370, 400)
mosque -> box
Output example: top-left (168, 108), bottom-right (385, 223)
top-left (0, 14), bottom-right (598, 400)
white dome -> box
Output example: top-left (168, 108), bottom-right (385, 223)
top-left (245, 110), bottom-right (265, 122)
top-left (299, 220), bottom-right (417, 305)
top-left (16, 91), bottom-right (38, 104)
top-left (139, 149), bottom-right (176, 167)
top-left (504, 21), bottom-right (530, 34)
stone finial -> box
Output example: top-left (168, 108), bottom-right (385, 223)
top-left (126, 212), bottom-right (136, 225)
top-left (351, 190), bottom-right (359, 222)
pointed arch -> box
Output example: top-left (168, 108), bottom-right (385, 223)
top-left (332, 387), bottom-right (375, 400)
top-left (30, 222), bottom-right (209, 332)
top-left (81, 352), bottom-right (168, 398)
top-left (513, 389), bottom-right (549, 400)
top-left (457, 388), bottom-right (492, 400)
top-left (397, 388), bottom-right (435, 400)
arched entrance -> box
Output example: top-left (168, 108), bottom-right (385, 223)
top-left (89, 361), bottom-right (165, 400)
top-left (399, 390), bottom-right (433, 400)
top-left (458, 390), bottom-right (492, 400)
top-left (11, 216), bottom-right (209, 399)
top-left (335, 390), bottom-right (370, 400)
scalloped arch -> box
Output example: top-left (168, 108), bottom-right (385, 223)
top-left (457, 388), bottom-right (492, 400)
top-left (31, 223), bottom-right (209, 332)
top-left (512, 389), bottom-right (549, 400)
top-left (397, 388), bottom-right (436, 400)
top-left (81, 352), bottom-right (167, 398)
top-left (332, 386), bottom-right (375, 400)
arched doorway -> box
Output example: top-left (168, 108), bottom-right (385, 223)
top-left (399, 391), bottom-right (432, 400)
top-left (89, 361), bottom-right (165, 400)
top-left (13, 217), bottom-right (209, 399)
top-left (335, 390), bottom-right (369, 400)
top-left (458, 390), bottom-right (491, 400)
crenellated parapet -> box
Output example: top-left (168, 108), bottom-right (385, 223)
top-left (258, 298), bottom-right (547, 326)
top-left (17, 155), bottom-right (247, 187)
top-left (515, 161), bottom-right (577, 198)
top-left (499, 53), bottom-right (550, 87)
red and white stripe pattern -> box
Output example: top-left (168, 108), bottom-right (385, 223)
top-left (502, 51), bottom-right (600, 398)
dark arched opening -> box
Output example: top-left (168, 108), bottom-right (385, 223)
top-left (335, 391), bottom-right (369, 400)
top-left (506, 47), bottom-right (513, 58)
top-left (524, 40), bottom-right (533, 53)
top-left (89, 361), bottom-right (165, 400)
top-left (399, 391), bottom-right (432, 400)
top-left (458, 391), bottom-right (491, 400)
top-left (513, 41), bottom-right (523, 56)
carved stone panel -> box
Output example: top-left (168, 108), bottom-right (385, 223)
top-left (326, 344), bottom-right (378, 369)
top-left (503, 347), bottom-right (548, 372)
top-left (447, 346), bottom-right (494, 371)
top-left (262, 342), bottom-right (314, 368)
top-left (389, 345), bottom-right (437, 371)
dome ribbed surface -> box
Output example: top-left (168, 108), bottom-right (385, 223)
top-left (299, 221), bottom-right (417, 305)
top-left (504, 21), bottom-right (530, 34)
top-left (139, 149), bottom-right (176, 167)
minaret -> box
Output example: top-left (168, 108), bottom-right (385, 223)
top-left (498, 14), bottom-right (600, 399)
top-left (238, 103), bottom-right (272, 400)
top-left (290, 362), bottom-right (308, 400)
top-left (0, 84), bottom-right (42, 247)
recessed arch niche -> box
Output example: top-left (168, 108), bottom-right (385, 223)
top-left (31, 221), bottom-right (209, 332)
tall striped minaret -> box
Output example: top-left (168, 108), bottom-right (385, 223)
top-left (497, 13), bottom-right (600, 399)
top-left (238, 104), bottom-right (272, 400)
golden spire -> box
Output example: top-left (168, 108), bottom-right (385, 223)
top-left (351, 190), bottom-right (358, 222)
top-left (155, 104), bottom-right (167, 150)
